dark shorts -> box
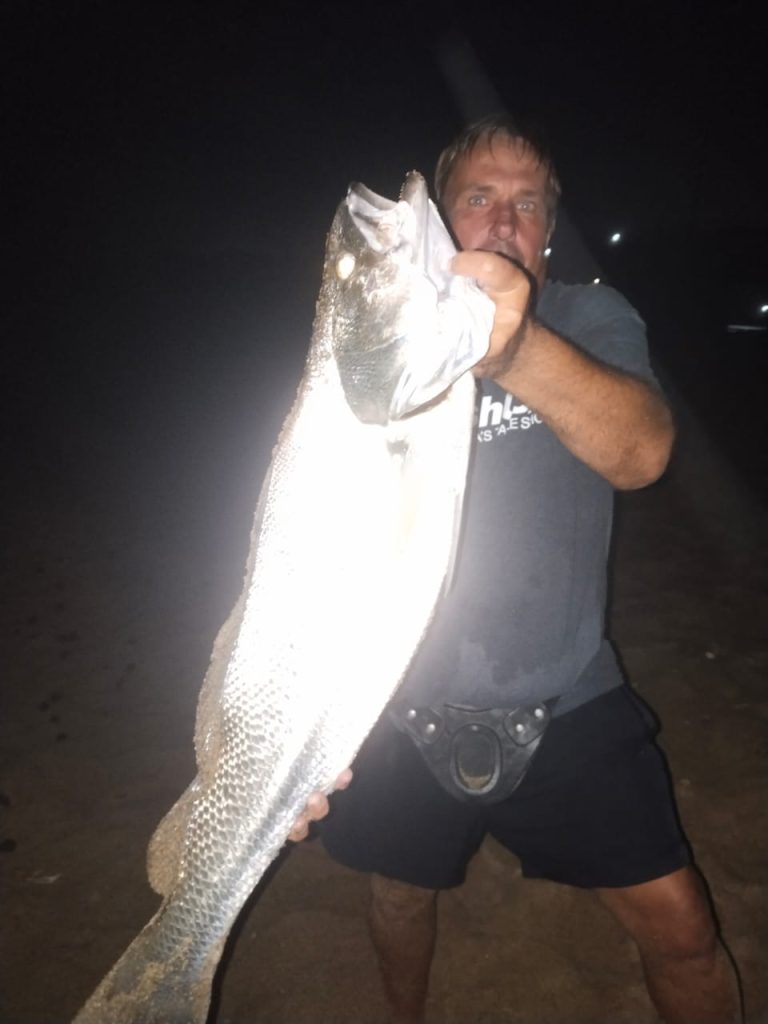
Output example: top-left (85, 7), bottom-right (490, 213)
top-left (320, 685), bottom-right (691, 890)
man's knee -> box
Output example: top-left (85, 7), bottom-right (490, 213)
top-left (596, 865), bottom-right (719, 962)
top-left (646, 914), bottom-right (720, 972)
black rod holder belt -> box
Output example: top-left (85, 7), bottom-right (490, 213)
top-left (389, 700), bottom-right (556, 804)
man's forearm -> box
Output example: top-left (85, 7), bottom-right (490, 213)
top-left (489, 320), bottom-right (675, 490)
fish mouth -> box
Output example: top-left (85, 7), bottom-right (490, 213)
top-left (348, 180), bottom-right (397, 214)
top-left (346, 173), bottom-right (429, 260)
top-left (347, 171), bottom-right (427, 218)
top-left (399, 171), bottom-right (428, 207)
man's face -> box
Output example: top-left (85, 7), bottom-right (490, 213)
top-left (441, 137), bottom-right (553, 287)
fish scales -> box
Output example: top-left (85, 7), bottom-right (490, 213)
top-left (72, 172), bottom-right (490, 1023)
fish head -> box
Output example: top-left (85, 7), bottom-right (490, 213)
top-left (324, 171), bottom-right (492, 425)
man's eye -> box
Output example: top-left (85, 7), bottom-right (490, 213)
top-left (468, 194), bottom-right (486, 207)
top-left (517, 200), bottom-right (535, 213)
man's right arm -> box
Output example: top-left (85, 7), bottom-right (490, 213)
top-left (452, 251), bottom-right (674, 490)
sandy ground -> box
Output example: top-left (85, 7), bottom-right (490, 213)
top-left (1, 378), bottom-right (767, 1024)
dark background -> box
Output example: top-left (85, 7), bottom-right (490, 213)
top-left (2, 6), bottom-right (767, 1021)
top-left (3, 0), bottom-right (766, 553)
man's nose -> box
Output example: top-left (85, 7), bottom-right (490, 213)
top-left (491, 202), bottom-right (518, 239)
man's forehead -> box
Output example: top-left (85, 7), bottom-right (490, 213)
top-left (447, 139), bottom-right (548, 191)
top-left (465, 135), bottom-right (543, 170)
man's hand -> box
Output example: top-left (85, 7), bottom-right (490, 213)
top-left (287, 768), bottom-right (353, 842)
top-left (451, 250), bottom-right (534, 380)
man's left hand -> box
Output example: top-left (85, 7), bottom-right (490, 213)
top-left (287, 768), bottom-right (353, 842)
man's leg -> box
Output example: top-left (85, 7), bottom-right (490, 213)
top-left (369, 873), bottom-right (439, 1024)
top-left (596, 865), bottom-right (743, 1024)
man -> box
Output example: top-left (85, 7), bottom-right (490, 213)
top-left (317, 116), bottom-right (742, 1024)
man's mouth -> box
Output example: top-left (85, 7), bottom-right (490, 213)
top-left (490, 243), bottom-right (522, 263)
top-left (470, 243), bottom-right (527, 269)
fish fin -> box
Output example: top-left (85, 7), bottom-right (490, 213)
top-left (144, 461), bottom-right (278, 899)
top-left (390, 419), bottom-right (468, 602)
top-left (146, 780), bottom-right (198, 896)
top-left (146, 456), bottom-right (281, 896)
top-left (440, 486), bottom-right (466, 598)
top-left (389, 375), bottom-right (475, 606)
top-left (194, 457), bottom-right (276, 774)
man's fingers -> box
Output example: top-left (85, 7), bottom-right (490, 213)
top-left (287, 769), bottom-right (354, 843)
top-left (451, 249), bottom-right (533, 375)
top-left (287, 815), bottom-right (310, 842)
top-left (451, 250), bottom-right (524, 294)
top-left (334, 768), bottom-right (353, 792)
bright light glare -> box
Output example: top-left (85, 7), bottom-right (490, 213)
top-left (760, 303), bottom-right (768, 315)
top-left (593, 277), bottom-right (601, 284)
top-left (544, 247), bottom-right (552, 257)
top-left (609, 232), bottom-right (622, 244)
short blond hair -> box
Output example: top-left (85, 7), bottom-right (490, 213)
top-left (435, 114), bottom-right (561, 229)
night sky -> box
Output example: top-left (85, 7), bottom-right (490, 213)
top-left (3, 0), bottom-right (767, 515)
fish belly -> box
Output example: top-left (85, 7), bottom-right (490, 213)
top-left (73, 362), bottom-right (476, 1024)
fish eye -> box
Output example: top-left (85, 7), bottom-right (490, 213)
top-left (336, 252), bottom-right (356, 281)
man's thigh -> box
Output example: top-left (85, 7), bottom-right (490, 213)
top-left (486, 686), bottom-right (692, 888)
top-left (320, 713), bottom-right (487, 889)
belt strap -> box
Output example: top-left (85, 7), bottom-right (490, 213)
top-left (389, 700), bottom-right (557, 804)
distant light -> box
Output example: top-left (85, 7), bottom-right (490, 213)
top-left (760, 303), bottom-right (768, 315)
top-left (544, 246), bottom-right (552, 257)
top-left (609, 231), bottom-right (622, 244)
top-left (593, 277), bottom-right (601, 284)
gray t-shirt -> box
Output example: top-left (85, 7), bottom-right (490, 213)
top-left (398, 279), bottom-right (659, 715)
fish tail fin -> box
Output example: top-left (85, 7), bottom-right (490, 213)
top-left (72, 913), bottom-right (223, 1024)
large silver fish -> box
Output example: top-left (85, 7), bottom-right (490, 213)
top-left (72, 171), bottom-right (491, 1024)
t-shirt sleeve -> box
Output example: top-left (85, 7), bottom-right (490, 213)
top-left (538, 282), bottom-right (661, 388)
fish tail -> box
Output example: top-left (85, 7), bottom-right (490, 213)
top-left (72, 913), bottom-right (223, 1024)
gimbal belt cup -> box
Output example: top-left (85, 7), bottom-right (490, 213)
top-left (390, 700), bottom-right (556, 804)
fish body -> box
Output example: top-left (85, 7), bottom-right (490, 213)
top-left (72, 172), bottom-right (491, 1023)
